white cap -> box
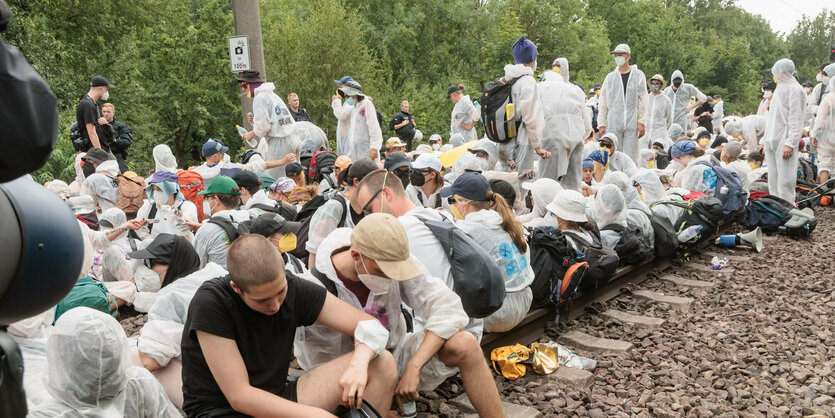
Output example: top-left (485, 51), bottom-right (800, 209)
top-left (611, 44), bottom-right (631, 54)
top-left (546, 190), bottom-right (588, 223)
top-left (412, 153), bottom-right (443, 172)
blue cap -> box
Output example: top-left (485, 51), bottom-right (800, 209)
top-left (588, 150), bottom-right (608, 166)
top-left (202, 139), bottom-right (228, 157)
top-left (333, 76), bottom-right (354, 85)
top-left (148, 170), bottom-right (178, 184)
top-left (439, 172), bottom-right (490, 201)
top-left (670, 140), bottom-right (697, 158)
top-left (582, 158), bottom-right (595, 170)
top-left (512, 36), bottom-right (538, 64)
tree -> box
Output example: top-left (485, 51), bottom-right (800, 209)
top-left (787, 9), bottom-right (835, 83)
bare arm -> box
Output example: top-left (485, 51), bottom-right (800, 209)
top-left (197, 331), bottom-right (332, 417)
top-left (396, 331), bottom-right (445, 402)
top-left (460, 120), bottom-right (477, 130)
top-left (86, 123), bottom-right (101, 148)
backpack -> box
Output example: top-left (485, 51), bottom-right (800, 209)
top-left (103, 174), bottom-right (146, 218)
top-left (528, 227), bottom-right (589, 309)
top-left (416, 192), bottom-right (443, 209)
top-left (651, 197), bottom-right (724, 243)
top-left (308, 150), bottom-right (338, 185)
top-left (53, 277), bottom-right (118, 323)
top-left (416, 214), bottom-right (506, 318)
top-left (599, 223), bottom-right (653, 266)
top-left (290, 194), bottom-right (347, 261)
top-left (480, 76), bottom-right (525, 143)
top-left (795, 179), bottom-right (827, 209)
top-left (251, 201), bottom-right (298, 221)
top-left (177, 170), bottom-right (205, 222)
top-left (648, 212), bottom-right (679, 258)
top-left (693, 160), bottom-right (748, 215)
top-left (562, 230), bottom-right (619, 292)
top-left (69, 121), bottom-right (90, 152)
top-left (797, 158), bottom-right (817, 184)
top-left (207, 217), bottom-right (246, 243)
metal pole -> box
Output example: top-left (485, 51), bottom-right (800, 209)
top-left (231, 0), bottom-right (266, 131)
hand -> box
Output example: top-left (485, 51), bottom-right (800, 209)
top-left (280, 153), bottom-right (297, 165)
top-left (123, 219), bottom-right (148, 231)
top-left (598, 126), bottom-right (606, 135)
top-left (535, 147), bottom-right (552, 159)
top-left (782, 145), bottom-right (793, 160)
top-left (395, 366), bottom-right (421, 403)
top-left (506, 160), bottom-right (517, 172)
top-left (184, 220), bottom-right (202, 231)
top-left (370, 149), bottom-right (379, 160)
top-left (242, 131), bottom-right (257, 142)
top-left (812, 138), bottom-right (819, 149)
top-left (338, 364), bottom-right (369, 408)
top-left (247, 112), bottom-right (253, 124)
top-left (636, 123), bottom-right (645, 138)
top-left (581, 184), bottom-right (594, 197)
top-left (98, 117), bottom-right (108, 125)
top-left (332, 95), bottom-right (340, 101)
top-left (518, 169), bottom-right (534, 180)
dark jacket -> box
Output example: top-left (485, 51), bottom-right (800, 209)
top-left (109, 119), bottom-right (133, 158)
top-left (389, 111), bottom-right (415, 139)
top-left (290, 108), bottom-right (310, 122)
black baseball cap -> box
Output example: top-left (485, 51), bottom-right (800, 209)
top-left (285, 162), bottom-right (304, 176)
top-left (128, 233), bottom-right (176, 264)
top-left (489, 179), bottom-right (517, 206)
top-left (439, 172), bottom-right (490, 201)
top-left (384, 152), bottom-right (411, 172)
top-left (82, 147), bottom-right (109, 164)
top-left (446, 85), bottom-right (461, 98)
top-left (90, 75), bottom-right (114, 88)
top-left (249, 213), bottom-right (301, 237)
top-left (232, 170), bottom-right (262, 189)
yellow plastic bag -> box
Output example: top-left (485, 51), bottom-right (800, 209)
top-left (529, 342), bottom-right (560, 375)
top-left (490, 344), bottom-right (531, 380)
top-left (439, 140), bottom-right (478, 168)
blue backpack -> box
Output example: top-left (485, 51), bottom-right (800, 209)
top-left (694, 160), bottom-right (748, 215)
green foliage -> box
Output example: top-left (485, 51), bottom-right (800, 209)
top-left (3, 0), bottom-right (828, 184)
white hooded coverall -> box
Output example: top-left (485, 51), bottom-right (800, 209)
top-left (598, 65), bottom-right (648, 164)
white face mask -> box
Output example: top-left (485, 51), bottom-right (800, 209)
top-left (101, 90), bottom-right (110, 101)
top-left (817, 73), bottom-right (823, 82)
top-left (432, 143), bottom-right (440, 151)
top-left (153, 190), bottom-right (168, 205)
top-left (763, 91), bottom-right (772, 99)
top-left (614, 56), bottom-right (626, 67)
top-left (203, 199), bottom-right (215, 217)
top-left (824, 75), bottom-right (832, 85)
top-left (355, 254), bottom-right (391, 295)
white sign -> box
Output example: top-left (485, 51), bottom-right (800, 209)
top-left (228, 35), bottom-right (250, 72)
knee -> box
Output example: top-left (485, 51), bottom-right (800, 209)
top-left (441, 331), bottom-right (481, 367)
top-left (370, 350), bottom-right (398, 385)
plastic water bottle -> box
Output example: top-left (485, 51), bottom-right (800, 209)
top-left (402, 401), bottom-right (417, 418)
top-left (677, 224), bottom-right (703, 242)
top-left (236, 125), bottom-right (248, 137)
top-left (719, 184), bottom-right (729, 195)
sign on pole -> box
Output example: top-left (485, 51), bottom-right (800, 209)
top-left (228, 35), bottom-right (250, 72)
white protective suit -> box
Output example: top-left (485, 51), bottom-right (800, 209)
top-left (135, 199), bottom-right (198, 241)
top-left (153, 144), bottom-right (179, 173)
top-left (602, 172), bottom-right (654, 247)
top-left (192, 154), bottom-right (268, 186)
top-left (598, 65), bottom-right (648, 163)
top-left (497, 64), bottom-right (545, 173)
top-left (80, 160), bottom-right (120, 212)
top-left (294, 121), bottom-right (329, 152)
top-left (450, 94), bottom-right (479, 141)
top-left (811, 73), bottom-right (835, 174)
top-left (517, 178), bottom-right (563, 225)
top-left (663, 70), bottom-right (707, 129)
top-left (638, 149), bottom-right (655, 169)
top-left (305, 192), bottom-right (357, 255)
top-left (332, 98), bottom-right (355, 156)
top-left (252, 82), bottom-right (301, 179)
top-left (724, 115), bottom-right (767, 151)
top-left (28, 307), bottom-right (179, 417)
top-left (712, 99), bottom-right (725, 134)
top-left (538, 68), bottom-right (591, 188)
top-left (675, 155), bottom-right (715, 195)
top-left (605, 133), bottom-right (639, 177)
top-left (295, 228), bottom-right (467, 391)
top-left (763, 59), bottom-right (806, 202)
top-left (193, 209), bottom-right (251, 268)
top-left (459, 209), bottom-right (534, 332)
top-left (645, 91), bottom-right (673, 149)
top-left (632, 169), bottom-right (682, 225)
top-left (588, 184), bottom-right (628, 250)
top-left (724, 160), bottom-right (752, 189)
top-left (347, 97), bottom-right (384, 162)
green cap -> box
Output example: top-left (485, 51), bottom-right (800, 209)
top-left (198, 176), bottom-right (241, 196)
top-left (257, 172), bottom-right (276, 190)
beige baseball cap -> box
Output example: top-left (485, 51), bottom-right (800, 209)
top-left (350, 213), bottom-right (423, 281)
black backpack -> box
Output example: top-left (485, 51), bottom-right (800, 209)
top-left (480, 76), bottom-right (525, 143)
top-left (797, 158), bottom-right (817, 184)
top-left (648, 212), bottom-right (679, 258)
top-left (207, 217), bottom-right (249, 243)
top-left (562, 230), bottom-right (619, 292)
top-left (251, 201), bottom-right (299, 222)
top-left (290, 194), bottom-right (348, 261)
top-left (651, 197), bottom-right (724, 243)
top-left (416, 214), bottom-right (506, 318)
top-left (743, 193), bottom-right (794, 232)
top-left (599, 223), bottom-right (653, 266)
top-left (528, 227), bottom-right (589, 309)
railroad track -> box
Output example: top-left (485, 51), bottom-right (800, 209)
top-left (481, 219), bottom-right (740, 355)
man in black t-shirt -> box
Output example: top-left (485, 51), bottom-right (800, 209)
top-left (389, 101), bottom-right (416, 151)
top-left (75, 75), bottom-right (114, 152)
top-left (181, 234), bottom-right (396, 417)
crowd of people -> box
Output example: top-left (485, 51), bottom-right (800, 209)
top-left (10, 34), bottom-right (835, 417)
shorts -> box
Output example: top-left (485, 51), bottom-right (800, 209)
top-left (195, 380), bottom-right (298, 417)
top-left (818, 149), bottom-right (835, 174)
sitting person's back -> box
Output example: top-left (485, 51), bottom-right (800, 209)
top-left (29, 307), bottom-right (179, 417)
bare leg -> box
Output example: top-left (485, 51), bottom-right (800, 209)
top-left (297, 350), bottom-right (398, 414)
top-left (818, 170), bottom-right (829, 185)
top-left (438, 332), bottom-right (505, 418)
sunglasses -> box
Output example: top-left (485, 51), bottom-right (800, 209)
top-left (361, 171), bottom-right (388, 215)
top-left (599, 143), bottom-right (613, 149)
top-left (143, 258), bottom-right (165, 269)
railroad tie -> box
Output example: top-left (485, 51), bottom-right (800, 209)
top-left (600, 309), bottom-right (666, 327)
top-left (658, 274), bottom-right (715, 288)
top-left (687, 262), bottom-right (736, 275)
top-left (702, 250), bottom-right (753, 262)
top-left (632, 289), bottom-right (694, 311)
top-left (452, 394), bottom-right (544, 418)
top-left (558, 330), bottom-right (634, 354)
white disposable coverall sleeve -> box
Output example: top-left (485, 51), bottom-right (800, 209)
top-left (354, 319), bottom-right (389, 355)
top-left (598, 75), bottom-right (610, 128)
top-left (637, 80), bottom-right (648, 126)
top-left (305, 198), bottom-right (348, 254)
top-left (364, 99), bottom-right (384, 151)
top-left (515, 75), bottom-right (544, 149)
top-left (811, 82), bottom-right (835, 148)
top-left (398, 272), bottom-right (469, 340)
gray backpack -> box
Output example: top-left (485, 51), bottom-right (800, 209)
top-left (694, 159), bottom-right (748, 215)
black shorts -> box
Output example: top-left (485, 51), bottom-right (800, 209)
top-left (196, 380), bottom-right (298, 417)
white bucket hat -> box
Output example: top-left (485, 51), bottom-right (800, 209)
top-left (546, 190), bottom-right (588, 223)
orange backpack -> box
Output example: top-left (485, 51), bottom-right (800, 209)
top-left (177, 170), bottom-right (205, 222)
top-left (103, 174), bottom-right (146, 218)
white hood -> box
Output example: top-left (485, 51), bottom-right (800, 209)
top-left (504, 63), bottom-right (534, 80)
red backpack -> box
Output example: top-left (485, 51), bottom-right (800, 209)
top-left (177, 170), bottom-right (205, 222)
top-left (307, 151), bottom-right (337, 186)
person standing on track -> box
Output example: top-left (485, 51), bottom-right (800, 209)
top-left (597, 44), bottom-right (647, 164)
